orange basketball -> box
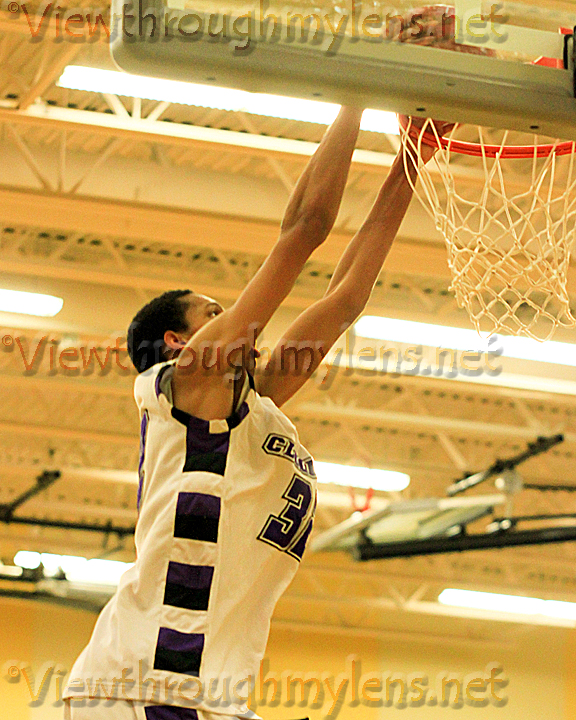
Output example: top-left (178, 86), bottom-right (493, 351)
top-left (395, 4), bottom-right (496, 57)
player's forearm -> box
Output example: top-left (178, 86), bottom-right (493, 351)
top-left (280, 105), bottom-right (363, 242)
top-left (326, 153), bottom-right (414, 307)
top-left (363, 152), bottom-right (417, 229)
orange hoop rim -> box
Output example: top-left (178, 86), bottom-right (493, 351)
top-left (399, 116), bottom-right (576, 159)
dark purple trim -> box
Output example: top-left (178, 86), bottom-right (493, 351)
top-left (145, 706), bottom-right (199, 719)
top-left (154, 628), bottom-right (204, 676)
top-left (137, 410), bottom-right (149, 511)
top-left (157, 627), bottom-right (204, 654)
top-left (164, 562), bottom-right (214, 611)
top-left (166, 562), bottom-right (214, 591)
top-left (170, 409), bottom-right (231, 476)
top-left (227, 400), bottom-right (249, 429)
top-left (181, 413), bottom-right (230, 455)
top-left (176, 492), bottom-right (220, 521)
top-left (174, 492), bottom-right (221, 543)
top-left (169, 379), bottom-right (252, 474)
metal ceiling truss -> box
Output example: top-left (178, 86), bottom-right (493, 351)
top-left (310, 435), bottom-right (576, 565)
top-left (1, 14), bottom-right (576, 625)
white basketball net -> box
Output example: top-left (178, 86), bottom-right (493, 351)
top-left (400, 118), bottom-right (576, 340)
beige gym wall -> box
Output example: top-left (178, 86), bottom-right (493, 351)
top-left (0, 597), bottom-right (570, 720)
top-left (264, 623), bottom-right (566, 720)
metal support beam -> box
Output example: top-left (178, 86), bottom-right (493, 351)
top-left (295, 402), bottom-right (576, 444)
top-left (6, 124), bottom-right (54, 190)
top-left (0, 470), bottom-right (61, 522)
top-left (103, 93), bottom-right (130, 118)
top-left (446, 434), bottom-right (564, 496)
top-left (3, 515), bottom-right (135, 536)
top-left (0, 104), bottom-right (494, 186)
top-left (0, 420), bottom-right (137, 447)
top-left (18, 44), bottom-right (81, 111)
top-left (0, 186), bottom-right (455, 278)
top-left (358, 525), bottom-right (576, 560)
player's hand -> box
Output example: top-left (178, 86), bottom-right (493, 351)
top-left (399, 115), bottom-right (456, 164)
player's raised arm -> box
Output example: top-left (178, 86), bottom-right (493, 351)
top-left (177, 106), bottom-right (362, 359)
top-left (171, 106), bottom-right (363, 418)
top-left (257, 118), bottom-right (453, 407)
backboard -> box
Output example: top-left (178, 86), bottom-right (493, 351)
top-left (109, 0), bottom-right (576, 140)
top-left (311, 436), bottom-right (570, 560)
top-left (310, 494), bottom-right (504, 552)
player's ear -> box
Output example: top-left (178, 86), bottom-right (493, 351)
top-left (164, 330), bottom-right (186, 350)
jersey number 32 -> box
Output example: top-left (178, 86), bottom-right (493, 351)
top-left (258, 475), bottom-right (315, 562)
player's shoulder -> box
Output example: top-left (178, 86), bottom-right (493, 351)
top-left (134, 360), bottom-right (175, 410)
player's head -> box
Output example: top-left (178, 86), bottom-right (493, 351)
top-left (127, 290), bottom-right (224, 372)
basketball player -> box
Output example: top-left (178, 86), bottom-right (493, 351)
top-left (63, 108), bottom-right (448, 719)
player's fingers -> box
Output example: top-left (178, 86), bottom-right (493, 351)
top-left (436, 121), bottom-right (457, 136)
top-left (399, 114), bottom-right (428, 130)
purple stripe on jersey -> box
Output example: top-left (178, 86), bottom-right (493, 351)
top-left (166, 562), bottom-right (214, 591)
top-left (157, 627), bottom-right (204, 654)
top-left (145, 707), bottom-right (199, 720)
top-left (186, 414), bottom-right (230, 455)
top-left (170, 385), bottom-right (252, 475)
top-left (171, 409), bottom-right (231, 475)
top-left (154, 628), bottom-right (205, 675)
top-left (174, 492), bottom-right (221, 542)
top-left (176, 492), bottom-right (220, 520)
top-left (164, 562), bottom-right (214, 611)
top-left (137, 410), bottom-right (149, 511)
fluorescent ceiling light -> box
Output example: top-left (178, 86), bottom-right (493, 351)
top-left (439, 588), bottom-right (576, 620)
top-left (57, 66), bottom-right (400, 134)
top-left (13, 551), bottom-right (41, 568)
top-left (355, 316), bottom-right (576, 367)
top-left (0, 289), bottom-right (63, 317)
top-left (314, 462), bottom-right (410, 491)
top-left (14, 551), bottom-right (133, 586)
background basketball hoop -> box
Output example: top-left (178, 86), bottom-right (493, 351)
top-left (349, 486), bottom-right (375, 514)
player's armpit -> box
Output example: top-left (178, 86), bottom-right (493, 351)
top-left (172, 362), bottom-right (239, 420)
top-left (174, 232), bottom-right (321, 379)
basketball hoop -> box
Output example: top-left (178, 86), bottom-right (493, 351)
top-left (402, 121), bottom-right (576, 159)
top-left (393, 4), bottom-right (576, 340)
top-left (399, 116), bottom-right (576, 340)
top-left (349, 486), bottom-right (374, 513)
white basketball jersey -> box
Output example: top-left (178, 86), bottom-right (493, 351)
top-left (64, 361), bottom-right (316, 716)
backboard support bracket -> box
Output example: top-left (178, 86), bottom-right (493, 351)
top-left (565, 28), bottom-right (576, 97)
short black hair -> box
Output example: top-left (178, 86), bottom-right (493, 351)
top-left (127, 290), bottom-right (193, 373)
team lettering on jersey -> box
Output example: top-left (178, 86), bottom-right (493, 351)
top-left (262, 434), bottom-right (316, 479)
